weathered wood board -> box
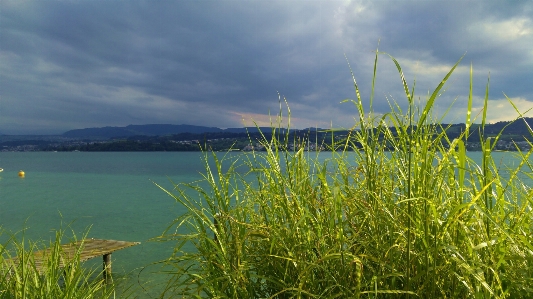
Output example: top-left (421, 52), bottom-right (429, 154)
top-left (5, 238), bottom-right (140, 279)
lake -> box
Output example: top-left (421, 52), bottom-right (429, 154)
top-left (0, 150), bottom-right (530, 297)
top-left (0, 152), bottom-right (214, 297)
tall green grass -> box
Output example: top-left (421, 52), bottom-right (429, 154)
top-left (158, 51), bottom-right (533, 298)
top-left (2, 52), bottom-right (531, 298)
top-left (0, 227), bottom-right (119, 299)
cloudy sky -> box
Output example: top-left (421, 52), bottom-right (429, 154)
top-left (1, 1), bottom-right (532, 135)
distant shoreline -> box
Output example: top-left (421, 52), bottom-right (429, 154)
top-left (3, 119), bottom-right (533, 152)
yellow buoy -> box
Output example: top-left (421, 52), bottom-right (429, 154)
top-left (18, 170), bottom-right (25, 178)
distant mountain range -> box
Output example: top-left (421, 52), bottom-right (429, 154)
top-left (61, 124), bottom-right (280, 139)
top-left (60, 118), bottom-right (533, 140)
top-left (3, 118), bottom-right (533, 151)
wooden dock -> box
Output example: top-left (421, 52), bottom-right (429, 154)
top-left (7, 238), bottom-right (140, 280)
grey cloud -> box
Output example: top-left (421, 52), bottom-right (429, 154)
top-left (1, 0), bottom-right (532, 134)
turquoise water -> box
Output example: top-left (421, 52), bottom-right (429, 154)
top-left (0, 152), bottom-right (213, 297)
top-left (1, 151), bottom-right (529, 242)
top-left (1, 151), bottom-right (531, 297)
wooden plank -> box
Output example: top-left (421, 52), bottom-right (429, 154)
top-left (7, 238), bottom-right (140, 276)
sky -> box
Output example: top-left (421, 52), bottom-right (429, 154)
top-left (1, 1), bottom-right (532, 135)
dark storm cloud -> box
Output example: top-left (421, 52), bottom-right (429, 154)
top-left (1, 0), bottom-right (532, 134)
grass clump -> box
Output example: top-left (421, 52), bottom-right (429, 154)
top-left (0, 227), bottom-right (118, 299)
top-left (158, 51), bottom-right (533, 298)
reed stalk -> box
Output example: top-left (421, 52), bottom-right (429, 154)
top-left (0, 226), bottom-right (120, 299)
top-left (158, 51), bottom-right (533, 298)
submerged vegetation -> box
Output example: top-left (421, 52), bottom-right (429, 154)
top-left (2, 51), bottom-right (532, 298)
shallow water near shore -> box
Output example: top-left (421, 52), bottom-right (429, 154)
top-left (0, 152), bottom-right (212, 297)
top-left (0, 150), bottom-right (530, 297)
